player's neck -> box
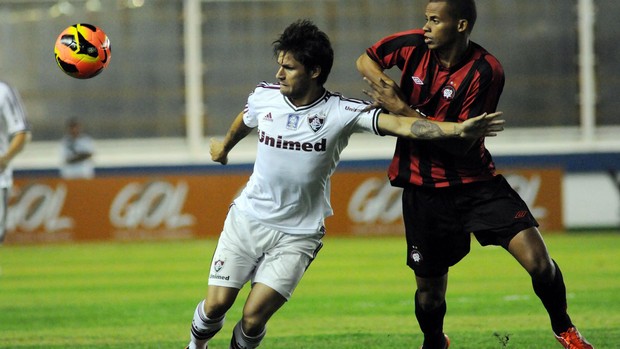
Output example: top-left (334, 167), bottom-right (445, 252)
top-left (436, 39), bottom-right (470, 69)
top-left (288, 86), bottom-right (325, 107)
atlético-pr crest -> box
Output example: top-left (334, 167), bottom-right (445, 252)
top-left (441, 85), bottom-right (456, 101)
top-left (410, 246), bottom-right (423, 265)
top-left (308, 113), bottom-right (325, 132)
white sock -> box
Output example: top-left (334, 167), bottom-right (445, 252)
top-left (188, 300), bottom-right (225, 349)
top-left (230, 321), bottom-right (266, 349)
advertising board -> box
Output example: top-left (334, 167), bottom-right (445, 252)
top-left (4, 167), bottom-right (563, 244)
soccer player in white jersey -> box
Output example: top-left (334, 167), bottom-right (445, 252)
top-left (0, 81), bottom-right (30, 243)
top-left (59, 118), bottom-right (96, 179)
top-left (185, 20), bottom-right (504, 349)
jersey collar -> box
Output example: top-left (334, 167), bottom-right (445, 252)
top-left (283, 89), bottom-right (328, 111)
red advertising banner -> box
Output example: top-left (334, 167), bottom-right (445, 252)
top-left (6, 174), bottom-right (248, 244)
top-left (4, 167), bottom-right (563, 245)
top-left (327, 167), bottom-right (564, 236)
top-left (500, 168), bottom-right (564, 232)
top-left (327, 170), bottom-right (403, 236)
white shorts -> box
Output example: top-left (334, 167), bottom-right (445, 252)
top-left (208, 204), bottom-right (324, 300)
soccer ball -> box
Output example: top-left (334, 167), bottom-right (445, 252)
top-left (54, 23), bottom-right (111, 79)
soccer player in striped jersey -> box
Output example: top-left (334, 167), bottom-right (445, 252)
top-left (357, 1), bottom-right (593, 348)
top-left (0, 81), bottom-right (30, 244)
top-left (185, 19), bottom-right (503, 349)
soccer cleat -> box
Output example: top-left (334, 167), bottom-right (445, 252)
top-left (420, 333), bottom-right (450, 349)
top-left (555, 327), bottom-right (594, 349)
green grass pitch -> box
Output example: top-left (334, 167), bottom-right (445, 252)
top-left (1, 232), bottom-right (618, 348)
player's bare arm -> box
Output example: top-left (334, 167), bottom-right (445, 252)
top-left (0, 131), bottom-right (30, 172)
top-left (210, 111), bottom-right (254, 165)
top-left (366, 76), bottom-right (505, 148)
top-left (355, 54), bottom-right (399, 87)
top-left (361, 76), bottom-right (422, 118)
top-left (366, 71), bottom-right (505, 139)
top-left (356, 54), bottom-right (407, 111)
top-left (378, 111), bottom-right (504, 140)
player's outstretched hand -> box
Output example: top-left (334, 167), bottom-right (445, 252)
top-left (209, 138), bottom-right (228, 165)
top-left (362, 77), bottom-right (407, 113)
top-left (460, 112), bottom-right (505, 138)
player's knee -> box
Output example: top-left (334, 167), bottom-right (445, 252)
top-left (204, 299), bottom-right (233, 319)
top-left (240, 314), bottom-right (266, 336)
top-left (416, 289), bottom-right (445, 310)
top-left (203, 307), bottom-right (224, 319)
top-left (204, 287), bottom-right (239, 318)
top-left (528, 257), bottom-right (555, 282)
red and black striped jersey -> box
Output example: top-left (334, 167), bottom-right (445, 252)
top-left (366, 29), bottom-right (505, 188)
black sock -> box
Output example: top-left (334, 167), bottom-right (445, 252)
top-left (532, 259), bottom-right (573, 334)
top-left (415, 291), bottom-right (447, 348)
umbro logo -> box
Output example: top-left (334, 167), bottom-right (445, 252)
top-left (412, 76), bottom-right (424, 85)
top-left (514, 210), bottom-right (528, 219)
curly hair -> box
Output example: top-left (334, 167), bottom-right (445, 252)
top-left (272, 19), bottom-right (334, 86)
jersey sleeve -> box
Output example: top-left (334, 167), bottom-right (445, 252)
top-left (365, 29), bottom-right (425, 70)
top-left (460, 54), bottom-right (505, 121)
top-left (243, 81), bottom-right (281, 128)
top-left (353, 108), bottom-right (382, 135)
top-left (0, 82), bottom-right (29, 135)
top-left (338, 97), bottom-right (382, 136)
top-left (243, 89), bottom-right (260, 128)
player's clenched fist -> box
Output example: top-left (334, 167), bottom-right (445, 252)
top-left (209, 138), bottom-right (228, 165)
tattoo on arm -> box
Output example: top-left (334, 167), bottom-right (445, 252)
top-left (410, 120), bottom-right (446, 139)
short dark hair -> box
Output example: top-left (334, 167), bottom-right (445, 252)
top-left (272, 19), bottom-right (334, 86)
top-left (430, 0), bottom-right (477, 32)
top-left (66, 117), bottom-right (80, 127)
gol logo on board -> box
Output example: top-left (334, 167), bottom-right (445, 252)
top-left (109, 180), bottom-right (195, 230)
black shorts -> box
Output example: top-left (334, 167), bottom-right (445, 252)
top-left (402, 175), bottom-right (538, 278)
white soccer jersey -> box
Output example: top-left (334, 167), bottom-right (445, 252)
top-left (59, 134), bottom-right (96, 179)
top-left (234, 82), bottom-right (382, 235)
top-left (0, 81), bottom-right (29, 188)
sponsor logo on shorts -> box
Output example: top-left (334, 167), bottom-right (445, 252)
top-left (210, 258), bottom-right (230, 280)
top-left (209, 273), bottom-right (230, 281)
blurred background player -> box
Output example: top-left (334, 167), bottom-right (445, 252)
top-left (357, 1), bottom-right (593, 348)
top-left (0, 80), bottom-right (30, 244)
top-left (59, 117), bottom-right (95, 179)
top-left (186, 19), bottom-right (503, 349)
